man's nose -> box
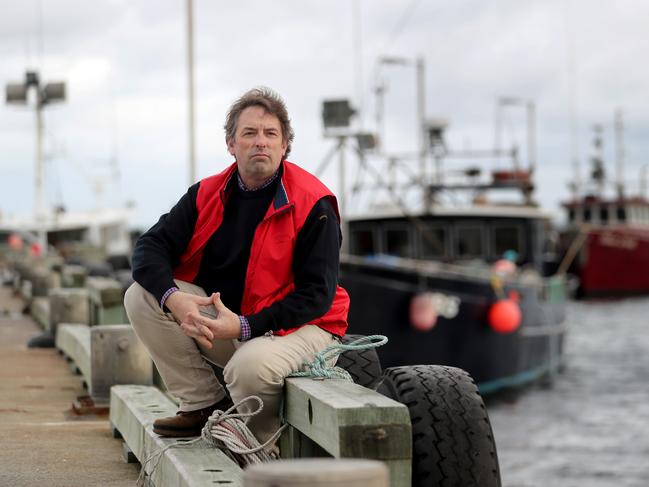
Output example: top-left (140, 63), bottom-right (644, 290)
top-left (254, 134), bottom-right (267, 147)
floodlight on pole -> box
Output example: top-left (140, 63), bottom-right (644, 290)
top-left (5, 70), bottom-right (67, 255)
top-left (322, 99), bottom-right (356, 130)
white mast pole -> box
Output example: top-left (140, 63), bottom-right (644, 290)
top-left (186, 0), bottom-right (197, 186)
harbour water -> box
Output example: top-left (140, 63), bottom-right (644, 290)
top-left (488, 297), bottom-right (649, 487)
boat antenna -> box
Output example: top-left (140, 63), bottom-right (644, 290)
top-left (352, 0), bottom-right (364, 129)
top-left (565, 0), bottom-right (581, 198)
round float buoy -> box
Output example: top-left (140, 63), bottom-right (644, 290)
top-left (29, 243), bottom-right (42, 257)
top-left (488, 299), bottom-right (521, 333)
top-left (492, 259), bottom-right (516, 275)
top-left (409, 293), bottom-right (438, 331)
top-left (8, 233), bottom-right (23, 250)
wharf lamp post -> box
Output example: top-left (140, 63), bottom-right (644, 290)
top-left (6, 71), bottom-right (66, 255)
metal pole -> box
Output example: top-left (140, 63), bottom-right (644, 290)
top-left (527, 101), bottom-right (536, 174)
top-left (339, 136), bottom-right (346, 218)
top-left (338, 136), bottom-right (348, 254)
top-left (35, 95), bottom-right (47, 254)
top-left (494, 101), bottom-right (502, 156)
top-left (416, 57), bottom-right (426, 182)
top-left (352, 0), bottom-right (363, 129)
top-left (186, 0), bottom-right (196, 185)
top-left (375, 77), bottom-right (386, 155)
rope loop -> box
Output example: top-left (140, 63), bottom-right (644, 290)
top-left (289, 334), bottom-right (388, 381)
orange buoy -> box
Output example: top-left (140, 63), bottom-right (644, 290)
top-left (488, 299), bottom-right (521, 333)
top-left (409, 293), bottom-right (438, 332)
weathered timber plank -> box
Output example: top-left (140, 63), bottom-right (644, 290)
top-left (56, 324), bottom-right (91, 381)
top-left (110, 385), bottom-right (243, 487)
top-left (284, 378), bottom-right (412, 487)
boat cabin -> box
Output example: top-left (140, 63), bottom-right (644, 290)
top-left (563, 196), bottom-right (649, 227)
top-left (347, 207), bottom-right (550, 272)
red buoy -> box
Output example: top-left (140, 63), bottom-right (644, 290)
top-left (8, 233), bottom-right (23, 250)
top-left (409, 293), bottom-right (438, 332)
top-left (29, 243), bottom-right (42, 257)
top-left (488, 299), bottom-right (521, 334)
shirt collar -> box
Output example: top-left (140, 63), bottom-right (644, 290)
top-left (237, 169), bottom-right (280, 192)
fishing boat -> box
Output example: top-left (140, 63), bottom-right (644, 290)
top-left (0, 206), bottom-right (133, 260)
top-left (320, 81), bottom-right (567, 394)
top-left (558, 118), bottom-right (649, 297)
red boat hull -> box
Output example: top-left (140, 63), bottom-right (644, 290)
top-left (580, 227), bottom-right (649, 296)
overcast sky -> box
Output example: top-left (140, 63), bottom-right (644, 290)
top-left (1, 0), bottom-right (648, 228)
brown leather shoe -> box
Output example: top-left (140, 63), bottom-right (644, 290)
top-left (153, 396), bottom-right (234, 437)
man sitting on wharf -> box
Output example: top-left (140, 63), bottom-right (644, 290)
top-left (124, 87), bottom-right (349, 446)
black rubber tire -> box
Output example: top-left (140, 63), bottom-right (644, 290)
top-left (335, 334), bottom-right (383, 389)
top-left (377, 365), bottom-right (501, 487)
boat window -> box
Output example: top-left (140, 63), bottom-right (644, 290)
top-left (583, 207), bottom-right (592, 222)
top-left (568, 208), bottom-right (576, 223)
top-left (455, 225), bottom-right (483, 258)
top-left (350, 228), bottom-right (376, 256)
top-left (616, 206), bottom-right (626, 222)
top-left (384, 227), bottom-right (411, 257)
top-left (492, 224), bottom-right (523, 259)
top-left (599, 206), bottom-right (609, 225)
top-left (420, 225), bottom-right (448, 258)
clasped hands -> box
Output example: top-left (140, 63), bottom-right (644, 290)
top-left (165, 291), bottom-right (241, 348)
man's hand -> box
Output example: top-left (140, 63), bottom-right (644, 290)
top-left (181, 292), bottom-right (241, 348)
top-left (165, 290), bottom-right (212, 323)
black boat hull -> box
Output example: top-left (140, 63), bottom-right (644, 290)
top-left (340, 259), bottom-right (566, 393)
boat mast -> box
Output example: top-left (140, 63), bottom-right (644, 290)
top-left (614, 109), bottom-right (625, 199)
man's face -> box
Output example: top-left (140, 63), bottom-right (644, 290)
top-left (228, 105), bottom-right (288, 187)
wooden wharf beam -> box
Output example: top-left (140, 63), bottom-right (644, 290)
top-left (109, 378), bottom-right (411, 487)
top-left (282, 377), bottom-right (412, 487)
top-left (110, 385), bottom-right (243, 487)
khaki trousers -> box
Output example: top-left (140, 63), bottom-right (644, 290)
top-left (123, 280), bottom-right (337, 444)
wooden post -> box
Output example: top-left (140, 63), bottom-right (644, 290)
top-left (49, 287), bottom-right (89, 335)
top-left (61, 264), bottom-right (88, 288)
top-left (87, 276), bottom-right (126, 325)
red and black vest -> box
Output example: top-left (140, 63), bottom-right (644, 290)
top-left (173, 161), bottom-right (349, 337)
